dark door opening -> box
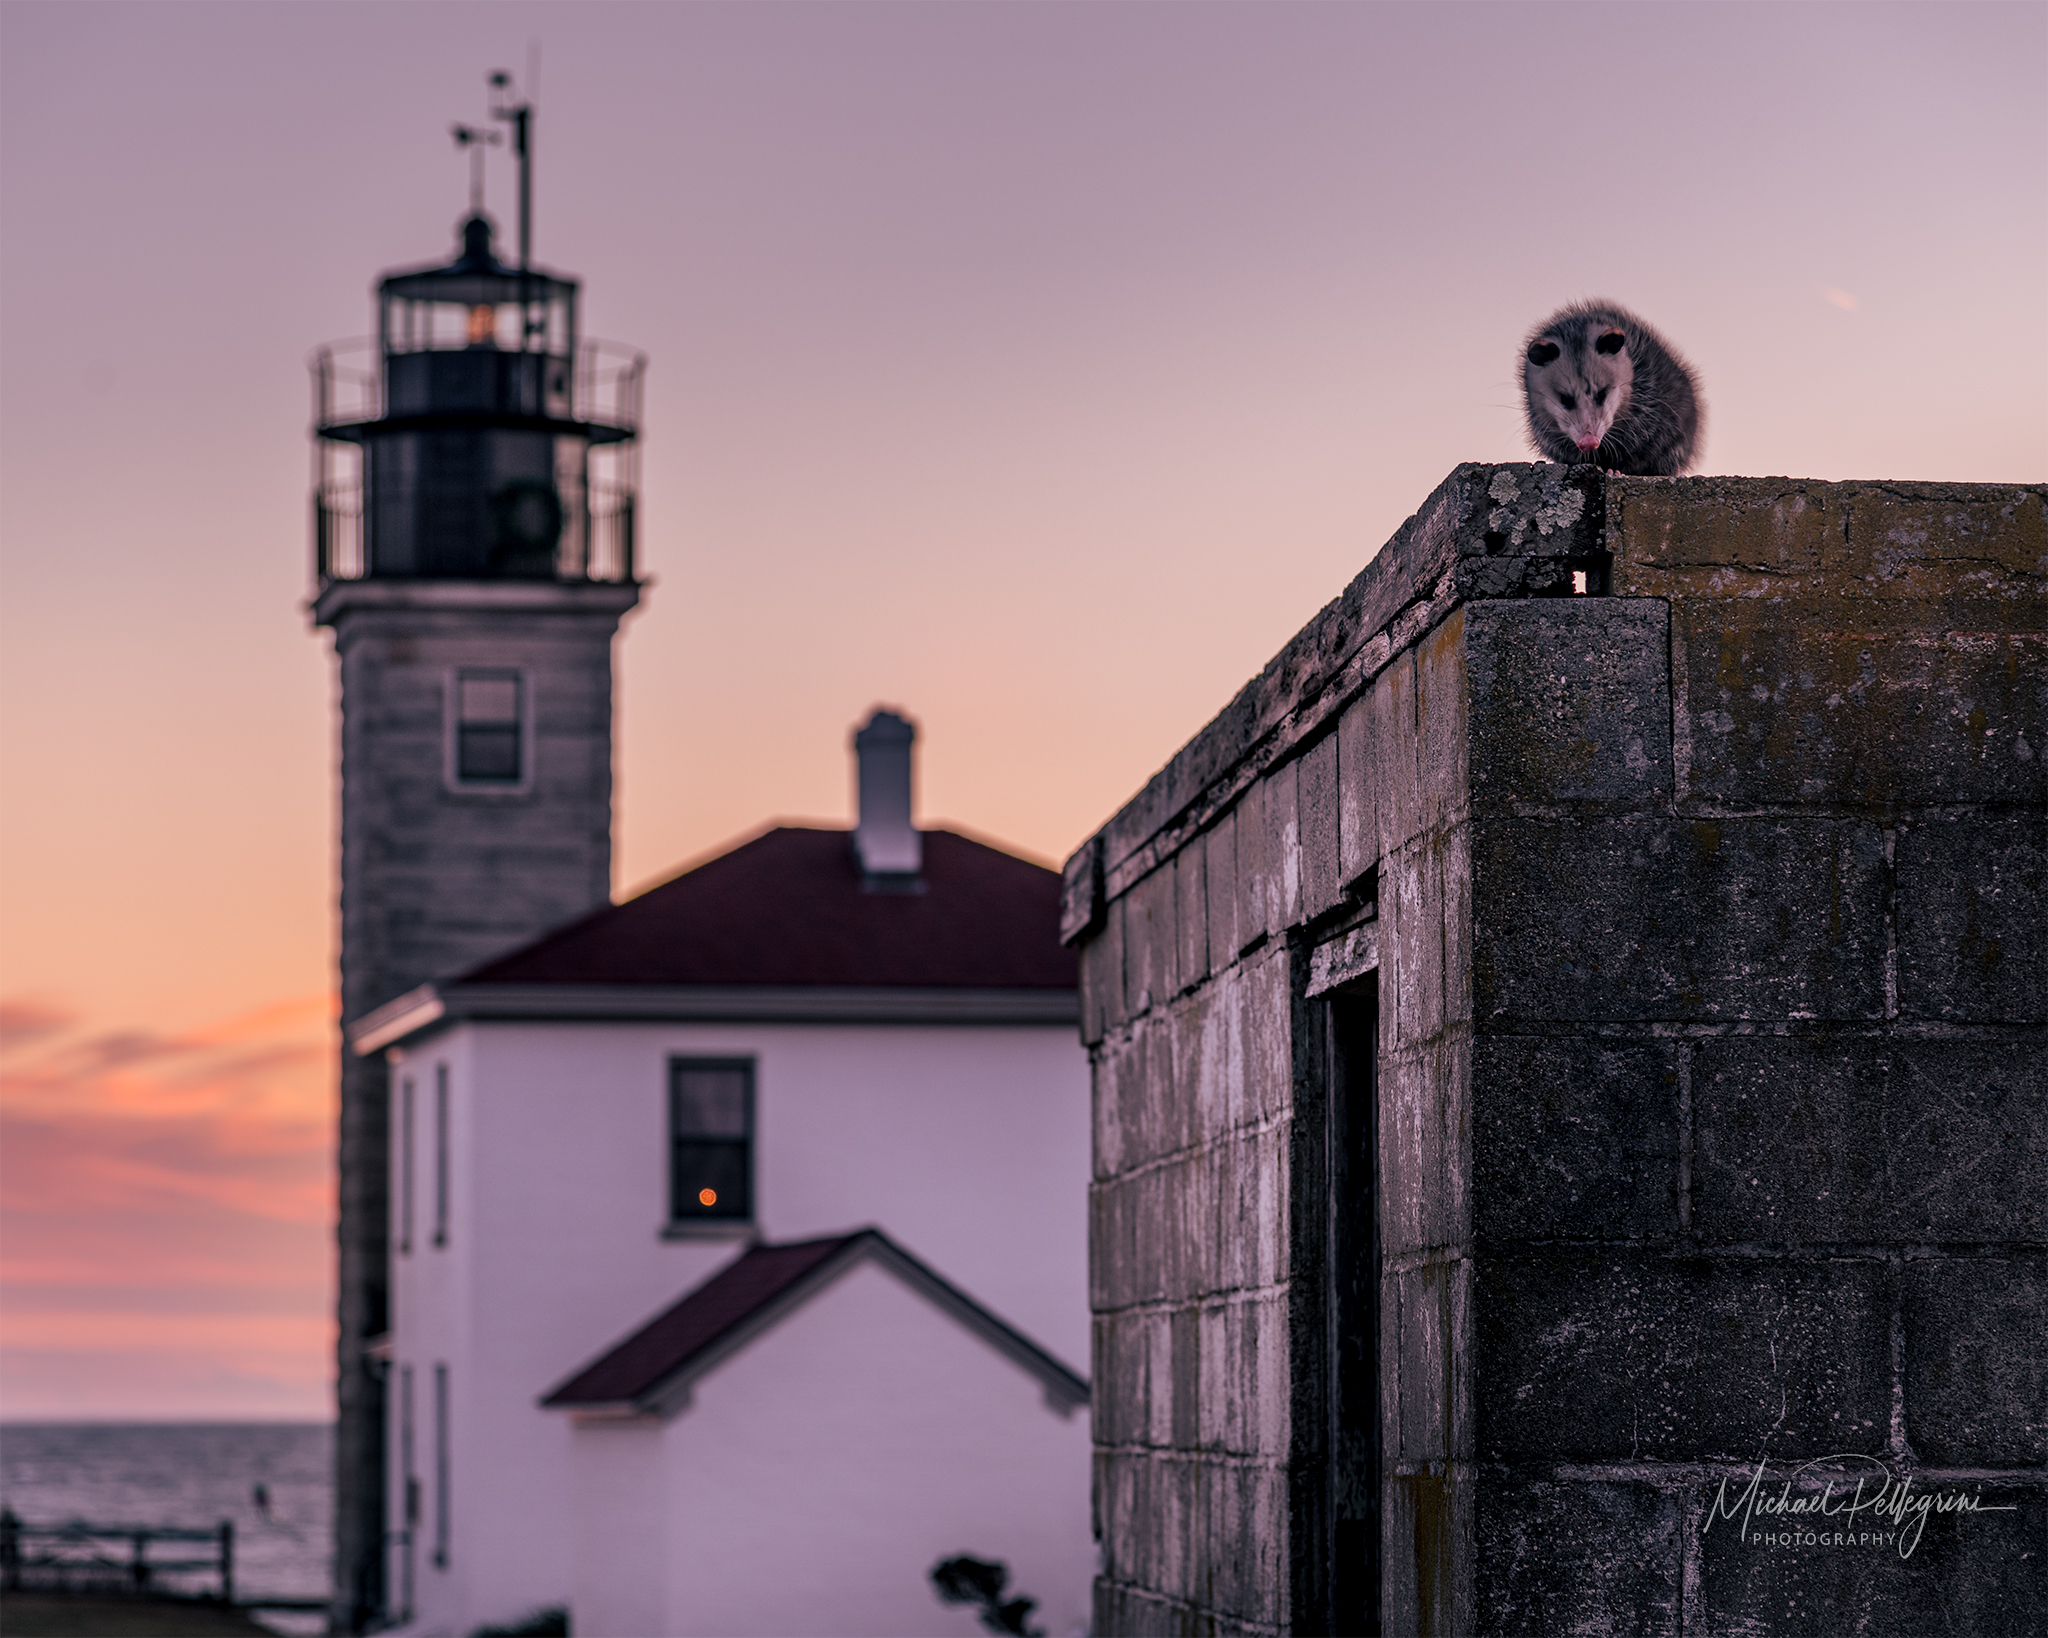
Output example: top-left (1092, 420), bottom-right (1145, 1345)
top-left (1326, 979), bottom-right (1380, 1635)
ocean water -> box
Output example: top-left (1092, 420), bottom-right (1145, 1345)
top-left (0, 1422), bottom-right (331, 1628)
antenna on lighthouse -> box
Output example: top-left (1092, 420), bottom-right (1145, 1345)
top-left (488, 64), bottom-right (534, 276)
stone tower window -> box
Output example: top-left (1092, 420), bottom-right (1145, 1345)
top-left (451, 669), bottom-right (527, 787)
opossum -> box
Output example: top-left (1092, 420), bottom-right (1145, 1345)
top-left (1521, 301), bottom-right (1702, 476)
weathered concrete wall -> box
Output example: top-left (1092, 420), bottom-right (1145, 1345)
top-left (1066, 466), bottom-right (2045, 1635)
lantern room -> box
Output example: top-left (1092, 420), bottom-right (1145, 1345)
top-left (311, 211), bottom-right (642, 584)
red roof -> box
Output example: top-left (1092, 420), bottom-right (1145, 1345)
top-left (540, 1228), bottom-right (1088, 1411)
top-left (461, 826), bottom-right (1076, 991)
top-left (543, 1234), bottom-right (860, 1407)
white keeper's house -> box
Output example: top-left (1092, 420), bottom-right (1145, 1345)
top-left (349, 712), bottom-right (1094, 1638)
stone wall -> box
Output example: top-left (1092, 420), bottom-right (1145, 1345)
top-left (1063, 466), bottom-right (2045, 1635)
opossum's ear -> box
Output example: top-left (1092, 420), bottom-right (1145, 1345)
top-left (1526, 340), bottom-right (1560, 366)
top-left (1595, 329), bottom-right (1626, 356)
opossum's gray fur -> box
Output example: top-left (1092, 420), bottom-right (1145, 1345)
top-left (1520, 300), bottom-right (1702, 477)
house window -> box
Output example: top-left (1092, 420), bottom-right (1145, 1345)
top-left (432, 1362), bottom-right (451, 1569)
top-left (432, 1064), bottom-right (450, 1249)
top-left (669, 1058), bottom-right (753, 1222)
top-left (453, 670), bottom-right (524, 785)
top-left (398, 1076), bottom-right (414, 1256)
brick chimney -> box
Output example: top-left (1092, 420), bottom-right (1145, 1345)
top-left (852, 708), bottom-right (922, 890)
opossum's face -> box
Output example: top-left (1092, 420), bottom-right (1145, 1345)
top-left (1526, 328), bottom-right (1634, 454)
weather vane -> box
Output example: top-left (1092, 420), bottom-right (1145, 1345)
top-left (449, 121), bottom-right (500, 217)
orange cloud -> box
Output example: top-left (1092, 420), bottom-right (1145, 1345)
top-left (0, 994), bottom-right (337, 1418)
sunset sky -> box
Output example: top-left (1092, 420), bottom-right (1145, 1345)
top-left (1, 1), bottom-right (2042, 1420)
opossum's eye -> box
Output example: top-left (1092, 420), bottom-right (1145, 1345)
top-left (1558, 393), bottom-right (1577, 410)
top-left (1594, 388), bottom-right (1609, 405)
top-left (1595, 330), bottom-right (1626, 356)
top-left (1527, 341), bottom-right (1561, 366)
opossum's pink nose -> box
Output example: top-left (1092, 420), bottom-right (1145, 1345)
top-left (1575, 436), bottom-right (1600, 452)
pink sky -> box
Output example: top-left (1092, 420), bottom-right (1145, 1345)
top-left (1, 1), bottom-right (2042, 1419)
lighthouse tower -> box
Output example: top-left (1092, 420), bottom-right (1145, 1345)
top-left (308, 105), bottom-right (642, 1627)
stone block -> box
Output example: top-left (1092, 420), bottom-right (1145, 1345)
top-left (1472, 816), bottom-right (1887, 1022)
top-left (1169, 1306), bottom-right (1200, 1451)
top-left (1125, 863), bottom-right (1179, 1015)
top-left (1416, 607), bottom-right (1472, 835)
top-left (1471, 1035), bottom-right (1679, 1243)
top-left (1163, 1146), bottom-right (1216, 1306)
top-left (1378, 1031), bottom-right (1469, 1262)
top-left (1093, 1579), bottom-right (1276, 1638)
top-left (1380, 1461), bottom-right (1474, 1638)
top-left (1209, 1122), bottom-right (1290, 1296)
top-left (1298, 732), bottom-right (1343, 921)
top-left (1060, 832), bottom-right (1103, 946)
top-left (1172, 970), bottom-right (1243, 1150)
top-left (1091, 1023), bottom-right (1138, 1182)
top-left (1476, 1477), bottom-right (1681, 1638)
top-left (1094, 1456), bottom-right (1131, 1578)
top-left (1140, 1306), bottom-right (1174, 1450)
top-left (1200, 1460), bottom-right (1288, 1624)
top-left (1240, 945), bottom-right (1292, 1126)
top-left (1088, 1174), bottom-right (1125, 1312)
top-left (1612, 476), bottom-right (1835, 574)
top-left (1090, 1307), bottom-right (1149, 1450)
top-left (1369, 651), bottom-right (1424, 859)
top-left (1142, 1454), bottom-right (1196, 1607)
top-left (1466, 598), bottom-right (1674, 810)
top-left (1833, 482), bottom-right (2047, 591)
top-left (1262, 1120), bottom-right (1295, 1293)
top-left (1120, 1012), bottom-right (1182, 1173)
top-left (1232, 776), bottom-right (1270, 952)
top-left (1086, 1176), bottom-right (1115, 1313)
top-left (1437, 1031), bottom-right (1472, 1255)
top-left (1697, 1476), bottom-right (2048, 1638)
top-left (1476, 1256), bottom-right (1890, 1460)
top-left (1390, 1256), bottom-right (1471, 1465)
top-left (1090, 1579), bottom-right (1122, 1638)
top-left (1082, 893), bottom-right (1127, 1045)
top-left (1692, 1037), bottom-right (2048, 1244)
top-left (1198, 1296), bottom-right (1279, 1463)
top-left (1378, 1047), bottom-right (1428, 1260)
top-left (1903, 1257), bottom-right (2048, 1465)
top-left (1093, 1163), bottom-right (1185, 1312)
top-left (1247, 1291), bottom-right (1290, 1461)
top-left (1458, 462), bottom-right (1603, 600)
top-left (1441, 821), bottom-right (1473, 1031)
top-left (1195, 1301), bottom-right (1231, 1455)
top-left (1381, 838), bottom-right (1434, 1049)
top-left (1174, 841), bottom-right (1209, 993)
top-left (1379, 1269), bottom-right (1403, 1473)
top-left (1337, 688), bottom-right (1379, 890)
top-left (1204, 811), bottom-right (1242, 972)
top-left (1612, 480), bottom-right (2046, 620)
top-left (1673, 608), bottom-right (2045, 809)
top-left (1264, 758), bottom-right (1303, 935)
top-left (1897, 814), bottom-right (2048, 1023)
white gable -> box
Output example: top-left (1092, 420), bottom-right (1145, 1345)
top-left (570, 1257), bottom-right (1093, 1638)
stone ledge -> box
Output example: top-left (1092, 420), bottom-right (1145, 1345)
top-left (1063, 469), bottom-right (2047, 946)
